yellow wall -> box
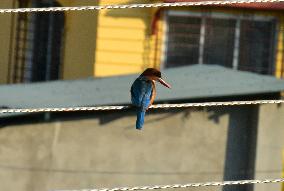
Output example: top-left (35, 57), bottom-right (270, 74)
top-left (0, 0), bottom-right (98, 83)
top-left (0, 0), bottom-right (16, 84)
top-left (0, 1), bottom-right (283, 80)
top-left (94, 3), bottom-right (284, 78)
top-left (95, 0), bottom-right (158, 77)
top-left (58, 0), bottom-right (98, 80)
top-left (276, 15), bottom-right (284, 79)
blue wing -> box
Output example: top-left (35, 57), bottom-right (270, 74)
top-left (131, 76), bottom-right (153, 110)
top-left (131, 76), bottom-right (153, 130)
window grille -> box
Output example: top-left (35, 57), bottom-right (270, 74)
top-left (11, 0), bottom-right (65, 83)
top-left (164, 11), bottom-right (277, 75)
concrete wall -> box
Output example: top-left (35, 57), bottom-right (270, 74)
top-left (254, 104), bottom-right (284, 191)
top-left (0, 105), bottom-right (283, 191)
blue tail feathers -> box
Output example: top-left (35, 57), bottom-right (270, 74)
top-left (136, 109), bottom-right (146, 130)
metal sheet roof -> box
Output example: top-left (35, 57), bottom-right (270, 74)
top-left (0, 64), bottom-right (284, 109)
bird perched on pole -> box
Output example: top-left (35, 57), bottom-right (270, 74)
top-left (131, 68), bottom-right (171, 130)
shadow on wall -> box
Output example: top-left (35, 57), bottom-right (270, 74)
top-left (221, 106), bottom-right (259, 191)
top-left (194, 105), bottom-right (259, 191)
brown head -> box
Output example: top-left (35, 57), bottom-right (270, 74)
top-left (141, 68), bottom-right (171, 89)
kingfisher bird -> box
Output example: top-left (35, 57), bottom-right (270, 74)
top-left (131, 68), bottom-right (171, 130)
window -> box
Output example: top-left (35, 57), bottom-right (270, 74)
top-left (11, 0), bottom-right (65, 83)
top-left (164, 11), bottom-right (277, 75)
top-left (239, 20), bottom-right (276, 74)
top-left (203, 18), bottom-right (236, 68)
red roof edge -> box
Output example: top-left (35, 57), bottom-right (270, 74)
top-left (163, 0), bottom-right (284, 10)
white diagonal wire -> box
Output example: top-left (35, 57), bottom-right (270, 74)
top-left (0, 0), bottom-right (284, 13)
top-left (54, 178), bottom-right (284, 191)
top-left (0, 99), bottom-right (283, 113)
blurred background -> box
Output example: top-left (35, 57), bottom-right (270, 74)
top-left (0, 0), bottom-right (283, 191)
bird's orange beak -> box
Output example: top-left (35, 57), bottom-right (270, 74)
top-left (158, 78), bottom-right (171, 89)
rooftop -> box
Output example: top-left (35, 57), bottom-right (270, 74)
top-left (0, 64), bottom-right (284, 109)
